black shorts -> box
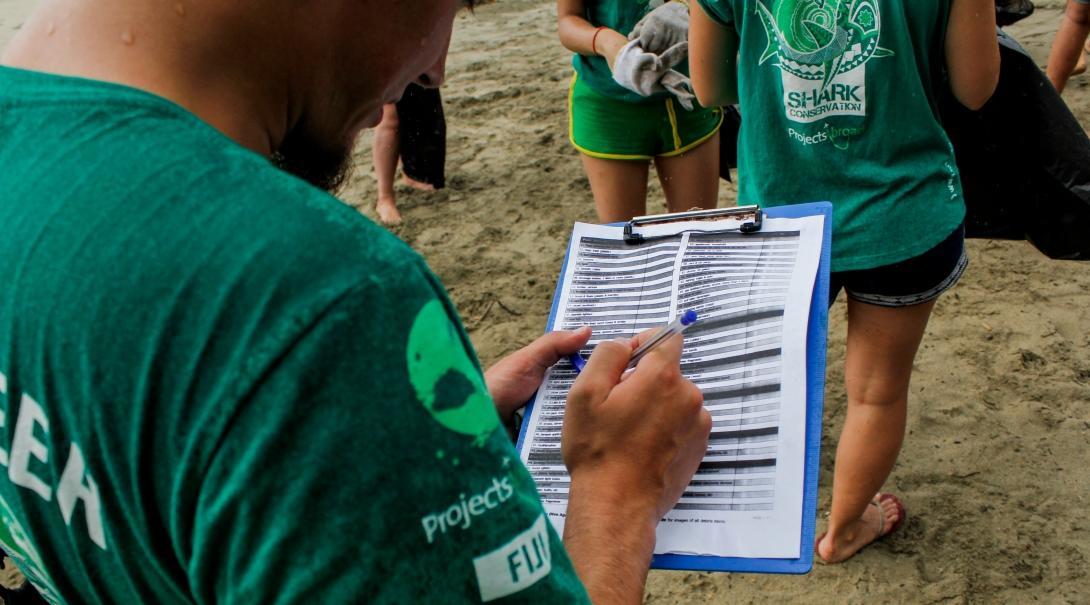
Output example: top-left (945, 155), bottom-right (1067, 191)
top-left (396, 84), bottom-right (446, 189)
top-left (829, 223), bottom-right (968, 308)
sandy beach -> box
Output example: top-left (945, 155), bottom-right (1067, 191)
top-left (2, 1), bottom-right (1089, 603)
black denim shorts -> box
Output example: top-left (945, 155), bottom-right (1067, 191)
top-left (829, 223), bottom-right (968, 308)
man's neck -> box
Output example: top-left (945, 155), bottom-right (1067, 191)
top-left (0, 0), bottom-right (294, 156)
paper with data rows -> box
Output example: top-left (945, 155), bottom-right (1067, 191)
top-left (519, 214), bottom-right (824, 558)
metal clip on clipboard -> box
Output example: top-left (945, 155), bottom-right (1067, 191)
top-left (623, 205), bottom-right (764, 245)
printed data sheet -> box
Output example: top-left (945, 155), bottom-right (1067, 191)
top-left (519, 215), bottom-right (825, 559)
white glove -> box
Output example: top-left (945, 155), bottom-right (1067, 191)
top-left (629, 1), bottom-right (690, 55)
top-left (661, 70), bottom-right (696, 111)
top-left (612, 39), bottom-right (688, 97)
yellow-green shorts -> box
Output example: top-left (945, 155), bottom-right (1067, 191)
top-left (568, 74), bottom-right (723, 160)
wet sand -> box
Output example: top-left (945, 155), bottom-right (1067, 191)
top-left (3, 1), bottom-right (1089, 602)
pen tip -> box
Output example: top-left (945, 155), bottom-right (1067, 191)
top-left (682, 310), bottom-right (698, 326)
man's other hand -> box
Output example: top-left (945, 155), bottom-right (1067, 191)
top-left (484, 327), bottom-right (592, 431)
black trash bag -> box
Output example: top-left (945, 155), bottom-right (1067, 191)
top-left (0, 555), bottom-right (49, 605)
top-left (995, 0), bottom-right (1034, 28)
top-left (719, 105), bottom-right (741, 183)
top-left (396, 83), bottom-right (446, 189)
top-left (940, 29), bottom-right (1090, 261)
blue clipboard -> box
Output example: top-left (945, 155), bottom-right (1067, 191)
top-left (516, 201), bottom-right (832, 574)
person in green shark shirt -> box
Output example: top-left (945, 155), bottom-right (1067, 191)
top-left (690, 0), bottom-right (1000, 564)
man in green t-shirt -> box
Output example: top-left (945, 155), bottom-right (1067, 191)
top-left (0, 1), bottom-right (711, 603)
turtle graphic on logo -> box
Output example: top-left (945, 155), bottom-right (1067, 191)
top-left (756, 0), bottom-right (893, 124)
top-left (406, 300), bottom-right (499, 446)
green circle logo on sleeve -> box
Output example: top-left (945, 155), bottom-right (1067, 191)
top-left (407, 300), bottom-right (499, 445)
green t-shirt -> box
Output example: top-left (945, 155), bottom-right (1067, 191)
top-left (574, 0), bottom-right (693, 103)
top-left (695, 0), bottom-right (965, 271)
top-left (0, 66), bottom-right (589, 604)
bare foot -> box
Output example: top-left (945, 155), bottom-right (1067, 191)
top-left (817, 494), bottom-right (904, 564)
top-left (375, 197), bottom-right (402, 226)
top-left (401, 175), bottom-right (436, 192)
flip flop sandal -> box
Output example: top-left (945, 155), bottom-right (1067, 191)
top-left (876, 493), bottom-right (907, 537)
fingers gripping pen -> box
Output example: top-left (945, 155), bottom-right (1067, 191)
top-left (623, 309), bottom-right (698, 370)
top-left (568, 310), bottom-right (699, 374)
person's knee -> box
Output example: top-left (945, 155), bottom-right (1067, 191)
top-left (379, 105), bottom-right (400, 132)
top-left (845, 371), bottom-right (912, 409)
top-left (847, 386), bottom-right (909, 410)
top-left (379, 115), bottom-right (400, 133)
top-left (1067, 2), bottom-right (1090, 25)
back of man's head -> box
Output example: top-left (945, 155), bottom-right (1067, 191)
top-left (1, 0), bottom-right (463, 191)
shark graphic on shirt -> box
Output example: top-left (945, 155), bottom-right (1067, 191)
top-left (756, 0), bottom-right (893, 124)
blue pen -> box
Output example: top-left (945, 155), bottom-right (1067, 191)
top-left (567, 310), bottom-right (699, 374)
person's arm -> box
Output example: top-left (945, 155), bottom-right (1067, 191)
top-left (1046, 1), bottom-right (1090, 93)
top-left (945, 0), bottom-right (1000, 110)
top-left (689, 1), bottom-right (740, 107)
top-left (561, 333), bottom-right (712, 604)
top-left (558, 0), bottom-right (628, 70)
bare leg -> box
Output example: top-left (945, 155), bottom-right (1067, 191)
top-left (372, 104), bottom-right (402, 225)
top-left (1047, 2), bottom-right (1090, 93)
top-left (817, 298), bottom-right (935, 563)
top-left (580, 154), bottom-right (651, 223)
top-left (653, 131), bottom-right (720, 214)
top-left (1075, 41), bottom-right (1088, 75)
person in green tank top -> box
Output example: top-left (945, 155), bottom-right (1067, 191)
top-left (690, 0), bottom-right (1000, 563)
top-left (0, 0), bottom-right (712, 602)
top-left (558, 0), bottom-right (724, 222)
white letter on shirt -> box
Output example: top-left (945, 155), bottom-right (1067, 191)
top-left (9, 394), bottom-right (52, 501)
top-left (58, 443), bottom-right (106, 550)
top-left (0, 373), bottom-right (9, 466)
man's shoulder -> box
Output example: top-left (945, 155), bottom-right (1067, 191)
top-left (7, 74), bottom-right (438, 355)
top-left (240, 172), bottom-right (426, 291)
top-left (4, 68), bottom-right (419, 284)
top-left (174, 155), bottom-right (436, 331)
top-left (113, 118), bottom-right (428, 296)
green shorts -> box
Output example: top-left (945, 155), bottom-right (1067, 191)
top-left (568, 74), bottom-right (723, 160)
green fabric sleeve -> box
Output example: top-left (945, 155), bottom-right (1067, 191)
top-left (694, 0), bottom-right (733, 26)
top-left (184, 261), bottom-right (587, 603)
